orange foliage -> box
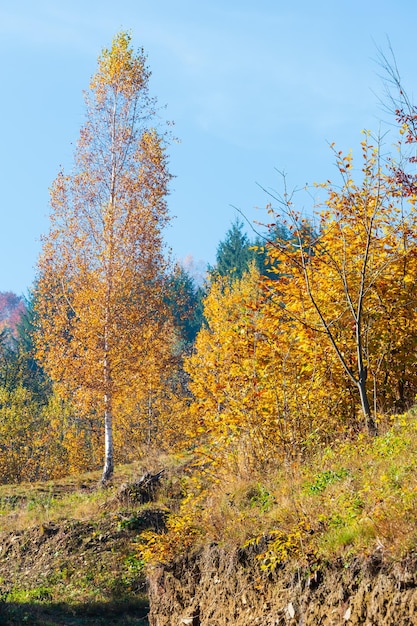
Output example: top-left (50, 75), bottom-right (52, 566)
top-left (185, 134), bottom-right (417, 473)
top-left (34, 32), bottom-right (174, 481)
top-left (265, 135), bottom-right (417, 426)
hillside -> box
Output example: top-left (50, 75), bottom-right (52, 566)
top-left (0, 464), bottom-right (166, 625)
top-left (142, 411), bottom-right (417, 625)
top-left (3, 412), bottom-right (417, 624)
top-left (148, 547), bottom-right (417, 625)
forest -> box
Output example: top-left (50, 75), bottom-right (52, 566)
top-left (2, 32), bottom-right (417, 585)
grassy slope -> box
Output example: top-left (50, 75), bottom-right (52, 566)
top-left (140, 409), bottom-right (417, 573)
top-left (2, 410), bottom-right (417, 623)
top-left (0, 464), bottom-right (159, 626)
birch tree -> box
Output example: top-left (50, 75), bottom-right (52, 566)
top-left (35, 32), bottom-right (172, 483)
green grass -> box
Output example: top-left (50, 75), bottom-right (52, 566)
top-left (0, 462), bottom-right (163, 625)
top-left (4, 413), bottom-right (417, 622)
top-left (138, 409), bottom-right (417, 571)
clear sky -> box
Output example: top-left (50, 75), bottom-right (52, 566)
top-left (1, 0), bottom-right (416, 295)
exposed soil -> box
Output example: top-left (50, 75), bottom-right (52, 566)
top-left (3, 471), bottom-right (417, 624)
top-left (148, 544), bottom-right (417, 625)
top-left (0, 500), bottom-right (166, 624)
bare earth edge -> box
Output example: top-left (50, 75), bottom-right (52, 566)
top-left (0, 519), bottom-right (150, 625)
top-left (148, 544), bottom-right (417, 626)
top-left (1, 505), bottom-right (417, 624)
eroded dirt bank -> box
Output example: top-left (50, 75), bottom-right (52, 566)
top-left (0, 515), bottom-right (152, 624)
top-left (148, 545), bottom-right (417, 625)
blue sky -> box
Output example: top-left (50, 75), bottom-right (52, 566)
top-left (1, 0), bottom-right (416, 294)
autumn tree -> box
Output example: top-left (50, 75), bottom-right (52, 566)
top-left (0, 292), bottom-right (25, 341)
top-left (35, 32), bottom-right (173, 483)
top-left (185, 264), bottom-right (271, 474)
top-left (185, 263), bottom-right (347, 472)
top-left (0, 291), bottom-right (70, 483)
top-left (185, 135), bottom-right (417, 479)
top-left (376, 44), bottom-right (417, 198)
top-left (264, 134), bottom-right (417, 433)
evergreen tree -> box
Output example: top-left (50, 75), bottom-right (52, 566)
top-left (13, 292), bottom-right (52, 403)
top-left (253, 222), bottom-right (293, 279)
top-left (212, 218), bottom-right (293, 282)
top-left (166, 265), bottom-right (204, 348)
top-left (0, 291), bottom-right (50, 403)
top-left (212, 218), bottom-right (256, 281)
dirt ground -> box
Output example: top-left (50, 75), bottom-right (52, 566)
top-left (0, 473), bottom-right (169, 625)
top-left (148, 544), bottom-right (417, 626)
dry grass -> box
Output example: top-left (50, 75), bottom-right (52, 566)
top-left (0, 461), bottom-right (146, 532)
top-left (3, 414), bottom-right (417, 575)
top-left (140, 409), bottom-right (417, 568)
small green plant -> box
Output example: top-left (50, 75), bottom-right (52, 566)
top-left (372, 430), bottom-right (408, 458)
top-left (5, 585), bottom-right (53, 603)
top-left (319, 518), bottom-right (375, 555)
top-left (248, 483), bottom-right (275, 513)
top-left (306, 468), bottom-right (349, 494)
top-left (117, 514), bottom-right (144, 531)
top-left (124, 553), bottom-right (145, 574)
